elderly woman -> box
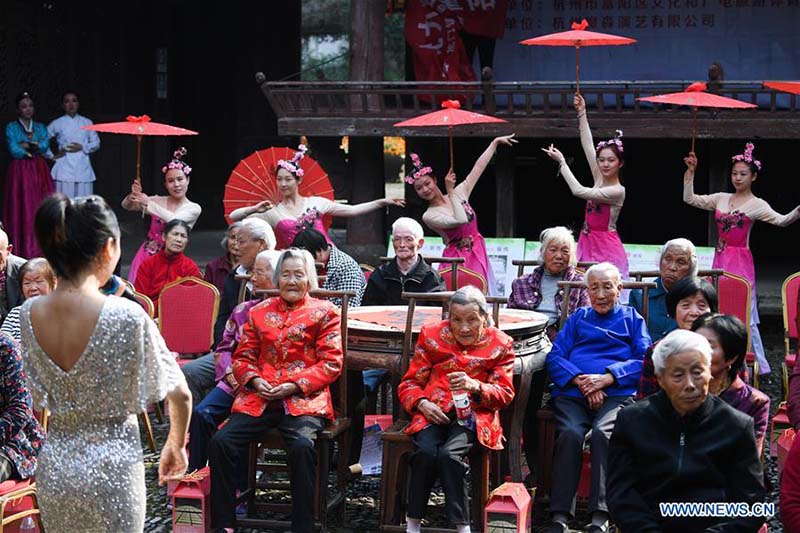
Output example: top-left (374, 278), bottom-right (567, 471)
top-left (693, 313), bottom-right (770, 456)
top-left (637, 276), bottom-right (718, 400)
top-left (608, 329), bottom-right (765, 532)
top-left (1, 258), bottom-right (57, 342)
top-left (208, 248), bottom-right (343, 533)
top-left (544, 262), bottom-right (650, 533)
top-left (629, 238), bottom-right (698, 342)
top-left (508, 226), bottom-right (589, 484)
top-left (204, 221), bottom-right (240, 295)
top-left (398, 286), bottom-right (515, 533)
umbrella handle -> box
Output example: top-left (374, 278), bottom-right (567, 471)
top-left (135, 135), bottom-right (142, 183)
top-left (575, 46), bottom-right (580, 93)
top-left (449, 127), bottom-right (454, 171)
top-left (691, 107), bottom-right (697, 153)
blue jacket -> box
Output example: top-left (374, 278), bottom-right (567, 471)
top-left (629, 277), bottom-right (677, 342)
top-left (547, 303), bottom-right (651, 398)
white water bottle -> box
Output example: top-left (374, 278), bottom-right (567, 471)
top-left (452, 390), bottom-right (475, 430)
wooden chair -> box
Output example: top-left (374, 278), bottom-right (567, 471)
top-left (235, 289), bottom-right (355, 532)
top-left (781, 271), bottom-right (800, 400)
top-left (512, 260), bottom-right (597, 278)
top-left (378, 291), bottom-right (502, 532)
top-left (380, 256), bottom-right (465, 295)
top-left (629, 269), bottom-right (725, 291)
top-left (158, 276), bottom-right (220, 359)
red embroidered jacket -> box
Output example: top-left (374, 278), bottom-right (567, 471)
top-left (397, 321), bottom-right (515, 450)
top-left (231, 295), bottom-right (343, 419)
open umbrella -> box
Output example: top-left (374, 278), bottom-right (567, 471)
top-left (82, 115), bottom-right (198, 183)
top-left (763, 81), bottom-right (800, 95)
top-left (223, 147), bottom-right (335, 226)
top-left (637, 82), bottom-right (757, 152)
top-left (519, 19), bottom-right (636, 92)
top-left (393, 100), bottom-right (508, 169)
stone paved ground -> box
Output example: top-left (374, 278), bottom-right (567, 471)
top-left (143, 314), bottom-right (789, 532)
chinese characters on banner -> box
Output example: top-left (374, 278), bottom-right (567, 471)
top-left (405, 0), bottom-right (511, 94)
top-left (491, 0), bottom-right (800, 81)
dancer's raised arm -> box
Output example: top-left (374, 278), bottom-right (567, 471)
top-left (458, 134), bottom-right (518, 198)
top-left (575, 94), bottom-right (602, 185)
top-left (542, 144), bottom-right (624, 204)
top-left (682, 152), bottom-right (723, 212)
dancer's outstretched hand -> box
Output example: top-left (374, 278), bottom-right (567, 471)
top-left (493, 133), bottom-right (517, 147)
top-left (574, 93), bottom-right (586, 114)
top-left (541, 144), bottom-right (566, 165)
top-left (158, 440), bottom-right (188, 486)
top-left (684, 152), bottom-right (698, 172)
top-left (253, 199), bottom-right (273, 213)
top-left (382, 197), bottom-right (406, 208)
top-left (444, 170), bottom-right (457, 192)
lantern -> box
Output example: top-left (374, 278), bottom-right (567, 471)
top-left (172, 467), bottom-right (211, 533)
top-left (483, 477), bottom-right (532, 533)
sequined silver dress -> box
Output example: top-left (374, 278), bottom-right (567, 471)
top-left (20, 296), bottom-right (184, 533)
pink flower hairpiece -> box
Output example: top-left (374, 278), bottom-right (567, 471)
top-left (405, 153), bottom-right (433, 185)
top-left (731, 142), bottom-right (762, 170)
top-left (277, 144), bottom-right (308, 177)
top-left (596, 129), bottom-right (624, 153)
top-left (161, 146), bottom-right (192, 175)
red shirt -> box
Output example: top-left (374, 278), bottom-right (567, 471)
top-left (397, 321), bottom-right (515, 450)
top-left (133, 250), bottom-right (201, 316)
top-left (232, 295), bottom-right (343, 419)
top-left (782, 436), bottom-right (800, 533)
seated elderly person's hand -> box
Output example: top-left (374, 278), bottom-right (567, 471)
top-left (586, 390), bottom-right (607, 410)
top-left (249, 377), bottom-right (273, 398)
top-left (447, 371), bottom-right (480, 393)
top-left (264, 382), bottom-right (300, 401)
top-left (574, 373), bottom-right (615, 396)
top-left (416, 398), bottom-right (450, 425)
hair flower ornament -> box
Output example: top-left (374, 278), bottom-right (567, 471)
top-left (161, 146), bottom-right (192, 175)
top-left (731, 142), bottom-right (762, 170)
top-left (405, 153), bottom-right (433, 185)
top-left (277, 144), bottom-right (308, 177)
top-left (596, 129), bottom-right (624, 153)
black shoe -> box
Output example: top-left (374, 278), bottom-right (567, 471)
top-left (540, 522), bottom-right (568, 533)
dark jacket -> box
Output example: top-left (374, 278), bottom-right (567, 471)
top-left (608, 391), bottom-right (765, 533)
top-left (0, 254), bottom-right (25, 323)
top-left (213, 269), bottom-right (250, 348)
top-left (362, 256), bottom-right (445, 306)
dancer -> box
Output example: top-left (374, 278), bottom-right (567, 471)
top-left (683, 143), bottom-right (800, 373)
top-left (20, 194), bottom-right (191, 532)
top-left (122, 147), bottom-right (201, 283)
top-left (3, 92), bottom-right (55, 258)
top-left (229, 144), bottom-right (404, 249)
top-left (409, 135), bottom-right (517, 295)
top-left (541, 94), bottom-right (629, 284)
top-left (47, 91), bottom-right (101, 198)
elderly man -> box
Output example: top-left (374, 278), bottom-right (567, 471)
top-left (187, 250), bottom-right (276, 474)
top-left (362, 217), bottom-right (445, 306)
top-left (0, 229), bottom-right (25, 323)
top-left (608, 329), bottom-right (765, 532)
top-left (543, 262), bottom-right (650, 533)
top-left (292, 228), bottom-right (365, 307)
top-left (629, 238), bottom-right (698, 342)
top-left (183, 217), bottom-right (276, 405)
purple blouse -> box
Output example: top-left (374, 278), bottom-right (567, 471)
top-left (214, 299), bottom-right (259, 395)
top-left (720, 376), bottom-right (770, 453)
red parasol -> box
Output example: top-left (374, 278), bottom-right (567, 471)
top-left (519, 19), bottom-right (636, 92)
top-left (393, 100), bottom-right (508, 169)
top-left (637, 82), bottom-right (757, 151)
top-left (223, 147), bottom-right (335, 226)
top-left (763, 81), bottom-right (800, 95)
top-left (83, 115), bottom-right (198, 183)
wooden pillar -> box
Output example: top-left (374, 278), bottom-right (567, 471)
top-left (495, 148), bottom-right (515, 237)
top-left (347, 0), bottom-right (385, 247)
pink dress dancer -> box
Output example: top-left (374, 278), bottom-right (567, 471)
top-left (684, 144), bottom-right (800, 373)
top-left (259, 196), bottom-right (337, 250)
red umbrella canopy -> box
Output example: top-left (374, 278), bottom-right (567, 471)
top-left (223, 147), bottom-right (334, 226)
top-left (519, 19), bottom-right (636, 47)
top-left (763, 81), bottom-right (800, 95)
top-left (637, 82), bottom-right (758, 109)
top-left (394, 100), bottom-right (508, 128)
top-left (82, 115), bottom-right (198, 136)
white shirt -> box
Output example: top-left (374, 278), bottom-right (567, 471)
top-left (47, 114), bottom-right (100, 183)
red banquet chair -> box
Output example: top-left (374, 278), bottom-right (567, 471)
top-left (130, 289), bottom-right (155, 319)
top-left (782, 271), bottom-right (800, 400)
top-left (158, 276), bottom-right (220, 361)
top-left (718, 272), bottom-right (759, 388)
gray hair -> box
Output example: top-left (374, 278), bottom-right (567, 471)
top-left (255, 249), bottom-right (280, 269)
top-left (240, 217), bottom-right (276, 250)
top-left (538, 226), bottom-right (578, 268)
top-left (220, 221), bottom-right (242, 252)
top-left (585, 262), bottom-right (622, 284)
top-left (652, 329), bottom-right (712, 375)
top-left (392, 217), bottom-right (424, 241)
top-left (273, 248), bottom-right (319, 291)
top-left (450, 285), bottom-right (494, 327)
top-left (660, 238), bottom-right (698, 277)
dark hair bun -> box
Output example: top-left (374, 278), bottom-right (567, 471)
top-left (35, 194), bottom-right (120, 280)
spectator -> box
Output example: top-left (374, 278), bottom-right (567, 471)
top-left (133, 219), bottom-right (200, 317)
top-left (608, 329), bottom-right (764, 532)
top-left (781, 436), bottom-right (800, 533)
top-left (1, 258), bottom-right (57, 342)
top-left (292, 228), bottom-right (365, 307)
top-left (0, 229), bottom-right (25, 324)
top-left (543, 262), bottom-right (650, 533)
top-left (398, 286), bottom-right (514, 533)
top-left (204, 222), bottom-right (240, 296)
top-left (629, 238), bottom-right (699, 342)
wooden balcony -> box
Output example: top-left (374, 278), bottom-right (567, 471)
top-left (256, 75), bottom-right (800, 139)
